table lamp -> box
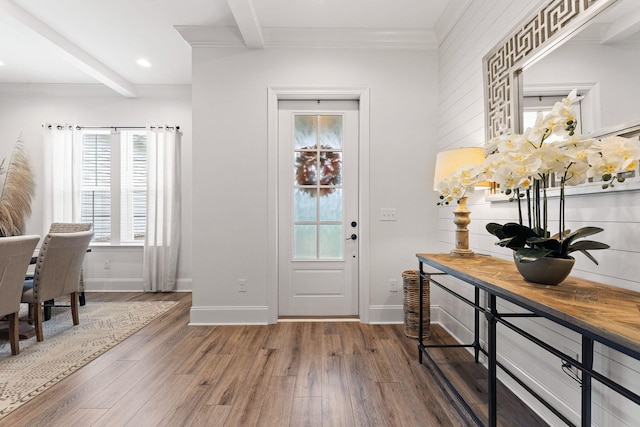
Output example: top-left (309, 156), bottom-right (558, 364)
top-left (433, 147), bottom-right (487, 257)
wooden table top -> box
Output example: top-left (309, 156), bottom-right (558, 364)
top-left (417, 253), bottom-right (640, 358)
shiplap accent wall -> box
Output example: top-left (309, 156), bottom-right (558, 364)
top-left (436, 1), bottom-right (640, 425)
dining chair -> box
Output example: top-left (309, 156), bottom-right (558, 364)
top-left (21, 230), bottom-right (93, 342)
top-left (47, 223), bottom-right (93, 307)
top-left (0, 235), bottom-right (40, 355)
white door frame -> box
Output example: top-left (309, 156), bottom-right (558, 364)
top-left (267, 86), bottom-right (371, 324)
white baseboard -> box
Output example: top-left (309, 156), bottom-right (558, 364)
top-left (367, 304), bottom-right (404, 323)
top-left (84, 278), bottom-right (192, 292)
top-left (189, 305), bottom-right (270, 325)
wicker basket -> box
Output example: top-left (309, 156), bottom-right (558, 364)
top-left (402, 270), bottom-right (430, 339)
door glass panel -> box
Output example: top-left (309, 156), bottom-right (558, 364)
top-left (293, 114), bottom-right (344, 260)
top-left (319, 115), bottom-right (343, 149)
top-left (319, 189), bottom-right (342, 221)
top-left (319, 225), bottom-right (343, 259)
top-left (294, 151), bottom-right (317, 185)
top-left (294, 115), bottom-right (318, 149)
top-left (318, 151), bottom-right (342, 188)
top-left (294, 188), bottom-right (317, 222)
top-left (294, 225), bottom-right (317, 259)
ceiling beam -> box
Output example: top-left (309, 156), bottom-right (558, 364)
top-left (602, 9), bottom-right (640, 44)
top-left (227, 0), bottom-right (264, 49)
top-left (0, 0), bottom-right (138, 97)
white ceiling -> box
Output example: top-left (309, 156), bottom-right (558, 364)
top-left (0, 0), bottom-right (462, 96)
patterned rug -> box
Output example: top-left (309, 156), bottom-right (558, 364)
top-left (0, 300), bottom-right (178, 419)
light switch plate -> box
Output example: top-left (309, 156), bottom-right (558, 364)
top-left (380, 208), bottom-right (397, 221)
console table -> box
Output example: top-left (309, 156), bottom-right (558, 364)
top-left (416, 253), bottom-right (640, 427)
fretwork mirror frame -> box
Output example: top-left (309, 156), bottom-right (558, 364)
top-left (482, 0), bottom-right (620, 140)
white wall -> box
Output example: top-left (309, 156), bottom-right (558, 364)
top-left (190, 46), bottom-right (440, 324)
top-left (438, 1), bottom-right (640, 425)
top-left (0, 84), bottom-right (193, 291)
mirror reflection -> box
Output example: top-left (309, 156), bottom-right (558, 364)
top-left (522, 0), bottom-right (640, 136)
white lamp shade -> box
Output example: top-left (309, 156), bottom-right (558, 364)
top-left (433, 147), bottom-right (486, 190)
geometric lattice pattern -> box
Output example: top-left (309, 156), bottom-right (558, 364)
top-left (483, 0), bottom-right (603, 138)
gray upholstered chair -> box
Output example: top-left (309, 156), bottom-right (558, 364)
top-left (21, 230), bottom-right (93, 342)
top-left (48, 223), bottom-right (92, 307)
top-left (0, 235), bottom-right (39, 355)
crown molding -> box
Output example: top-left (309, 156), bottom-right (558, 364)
top-left (175, 25), bottom-right (438, 49)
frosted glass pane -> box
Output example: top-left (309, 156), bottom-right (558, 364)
top-left (294, 151), bottom-right (317, 185)
top-left (294, 115), bottom-right (317, 149)
top-left (319, 189), bottom-right (342, 221)
top-left (319, 152), bottom-right (342, 187)
top-left (294, 188), bottom-right (317, 222)
top-left (294, 225), bottom-right (317, 259)
top-left (319, 225), bottom-right (342, 259)
top-left (319, 115), bottom-right (342, 149)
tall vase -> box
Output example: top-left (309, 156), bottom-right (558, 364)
top-left (451, 196), bottom-right (474, 257)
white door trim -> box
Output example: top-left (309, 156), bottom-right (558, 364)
top-left (267, 86), bottom-right (371, 324)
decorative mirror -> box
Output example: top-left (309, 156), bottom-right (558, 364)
top-left (482, 0), bottom-right (640, 139)
top-left (483, 0), bottom-right (640, 196)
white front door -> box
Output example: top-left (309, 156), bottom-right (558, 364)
top-left (278, 100), bottom-right (359, 316)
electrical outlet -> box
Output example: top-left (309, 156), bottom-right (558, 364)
top-left (389, 279), bottom-right (398, 292)
top-left (104, 260), bottom-right (110, 269)
top-left (238, 279), bottom-right (247, 292)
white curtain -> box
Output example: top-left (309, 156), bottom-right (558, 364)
top-left (42, 124), bottom-right (82, 228)
top-left (143, 125), bottom-right (181, 292)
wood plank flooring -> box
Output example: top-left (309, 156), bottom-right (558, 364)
top-left (0, 292), bottom-right (547, 426)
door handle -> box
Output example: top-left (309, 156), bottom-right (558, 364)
top-left (346, 234), bottom-right (357, 241)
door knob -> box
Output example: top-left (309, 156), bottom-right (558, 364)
top-left (346, 234), bottom-right (357, 240)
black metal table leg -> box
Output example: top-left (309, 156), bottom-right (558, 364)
top-left (487, 293), bottom-right (498, 427)
top-left (474, 287), bottom-right (480, 363)
top-left (418, 261), bottom-right (424, 364)
top-left (581, 336), bottom-right (594, 427)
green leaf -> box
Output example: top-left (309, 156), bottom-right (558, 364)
top-left (561, 227), bottom-right (605, 254)
top-left (578, 250), bottom-right (599, 265)
top-left (565, 240), bottom-right (610, 253)
top-left (527, 237), bottom-right (562, 251)
top-left (503, 223), bottom-right (539, 239)
top-left (486, 223), bottom-right (506, 239)
top-left (514, 248), bottom-right (556, 263)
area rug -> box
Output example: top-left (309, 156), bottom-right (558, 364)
top-left (0, 300), bottom-right (178, 419)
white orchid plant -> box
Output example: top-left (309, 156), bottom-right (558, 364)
top-left (436, 90), bottom-right (640, 264)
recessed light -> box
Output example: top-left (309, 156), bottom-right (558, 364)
top-left (0, 60), bottom-right (5, 66)
top-left (136, 58), bottom-right (152, 68)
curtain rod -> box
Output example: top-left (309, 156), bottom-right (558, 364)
top-left (44, 124), bottom-right (180, 131)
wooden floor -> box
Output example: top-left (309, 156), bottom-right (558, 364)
top-left (0, 292), bottom-right (547, 427)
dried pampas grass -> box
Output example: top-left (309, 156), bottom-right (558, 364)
top-left (0, 139), bottom-right (35, 236)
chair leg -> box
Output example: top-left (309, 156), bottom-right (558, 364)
top-left (79, 291), bottom-right (86, 306)
top-left (71, 292), bottom-right (79, 326)
top-left (33, 303), bottom-right (44, 342)
top-left (8, 312), bottom-right (19, 355)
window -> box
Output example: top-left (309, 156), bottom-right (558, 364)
top-left (80, 130), bottom-right (147, 245)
